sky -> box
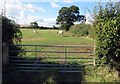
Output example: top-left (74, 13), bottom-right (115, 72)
top-left (0, 0), bottom-right (119, 27)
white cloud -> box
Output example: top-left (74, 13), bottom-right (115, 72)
top-left (3, 0), bottom-right (45, 17)
top-left (26, 4), bottom-right (45, 12)
top-left (38, 18), bottom-right (56, 27)
top-left (15, 11), bottom-right (56, 27)
top-left (16, 11), bottom-right (43, 25)
top-left (74, 13), bottom-right (93, 25)
top-left (1, 0), bottom-right (57, 27)
top-left (1, 0), bottom-right (54, 26)
top-left (63, 0), bottom-right (73, 3)
top-left (51, 0), bottom-right (60, 8)
top-left (85, 13), bottom-right (93, 24)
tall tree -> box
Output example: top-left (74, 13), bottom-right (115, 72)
top-left (56, 5), bottom-right (86, 31)
top-left (30, 21), bottom-right (39, 28)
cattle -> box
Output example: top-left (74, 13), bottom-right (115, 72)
top-left (57, 30), bottom-right (64, 36)
top-left (33, 29), bottom-right (38, 33)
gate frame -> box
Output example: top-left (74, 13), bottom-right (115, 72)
top-left (9, 44), bottom-right (96, 72)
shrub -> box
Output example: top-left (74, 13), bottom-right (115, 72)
top-left (1, 16), bottom-right (22, 44)
top-left (84, 65), bottom-right (120, 82)
top-left (69, 23), bottom-right (90, 36)
top-left (92, 2), bottom-right (120, 68)
top-left (1, 16), bottom-right (25, 59)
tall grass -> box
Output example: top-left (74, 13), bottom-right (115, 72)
top-left (84, 65), bottom-right (120, 82)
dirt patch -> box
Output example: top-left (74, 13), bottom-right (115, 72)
top-left (22, 38), bottom-right (45, 41)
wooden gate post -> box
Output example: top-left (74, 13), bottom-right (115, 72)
top-left (93, 45), bottom-right (96, 66)
top-left (2, 44), bottom-right (9, 65)
top-left (0, 15), bottom-right (2, 84)
top-left (93, 57), bottom-right (96, 66)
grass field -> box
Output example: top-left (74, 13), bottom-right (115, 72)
top-left (21, 29), bottom-right (96, 45)
top-left (16, 29), bottom-right (96, 64)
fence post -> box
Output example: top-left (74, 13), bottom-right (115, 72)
top-left (93, 57), bottom-right (96, 66)
top-left (2, 43), bottom-right (9, 65)
top-left (64, 46), bottom-right (67, 71)
top-left (93, 45), bottom-right (96, 66)
top-left (0, 17), bottom-right (2, 83)
top-left (35, 45), bottom-right (38, 71)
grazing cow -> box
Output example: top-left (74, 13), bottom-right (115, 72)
top-left (33, 29), bottom-right (38, 33)
top-left (33, 29), bottom-right (36, 33)
top-left (57, 30), bottom-right (64, 36)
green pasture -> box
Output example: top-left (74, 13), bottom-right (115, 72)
top-left (21, 29), bottom-right (96, 45)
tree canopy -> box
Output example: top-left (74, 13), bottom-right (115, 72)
top-left (56, 5), bottom-right (86, 31)
top-left (30, 21), bottom-right (39, 28)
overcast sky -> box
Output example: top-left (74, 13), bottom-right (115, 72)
top-left (0, 0), bottom-right (119, 27)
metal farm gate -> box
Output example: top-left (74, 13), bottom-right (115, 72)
top-left (9, 44), bottom-right (96, 72)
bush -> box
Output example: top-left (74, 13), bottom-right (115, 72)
top-left (92, 2), bottom-right (120, 68)
top-left (1, 16), bottom-right (22, 44)
top-left (69, 23), bottom-right (90, 36)
top-left (84, 65), bottom-right (120, 82)
top-left (1, 16), bottom-right (25, 61)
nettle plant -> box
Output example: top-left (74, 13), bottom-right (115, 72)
top-left (93, 2), bottom-right (120, 67)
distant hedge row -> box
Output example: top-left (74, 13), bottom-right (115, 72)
top-left (69, 23), bottom-right (95, 38)
top-left (19, 26), bottom-right (59, 30)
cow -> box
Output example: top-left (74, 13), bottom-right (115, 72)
top-left (57, 30), bottom-right (64, 36)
